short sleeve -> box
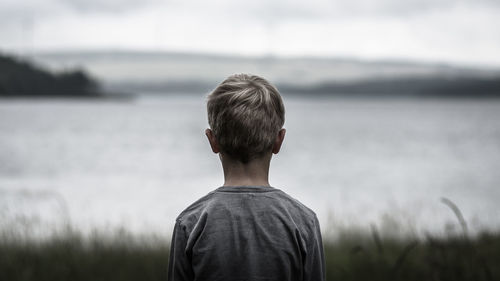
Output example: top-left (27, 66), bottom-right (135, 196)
top-left (303, 215), bottom-right (326, 281)
top-left (167, 220), bottom-right (194, 281)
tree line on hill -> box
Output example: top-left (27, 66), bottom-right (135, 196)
top-left (0, 54), bottom-right (101, 97)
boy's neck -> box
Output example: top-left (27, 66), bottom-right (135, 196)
top-left (220, 153), bottom-right (272, 187)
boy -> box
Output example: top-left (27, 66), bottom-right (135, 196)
top-left (168, 74), bottom-right (326, 281)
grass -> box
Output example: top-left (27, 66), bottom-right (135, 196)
top-left (1, 198), bottom-right (499, 281)
top-left (324, 229), bottom-right (499, 281)
top-left (0, 229), bottom-right (169, 281)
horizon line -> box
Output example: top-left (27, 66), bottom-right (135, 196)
top-left (3, 47), bottom-right (500, 71)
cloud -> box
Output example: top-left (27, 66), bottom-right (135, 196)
top-left (242, 0), bottom-right (500, 21)
top-left (0, 0), bottom-right (63, 22)
top-left (61, 0), bottom-right (162, 13)
top-left (2, 0), bottom-right (500, 22)
top-left (0, 0), bottom-right (159, 24)
top-left (1, 0), bottom-right (500, 66)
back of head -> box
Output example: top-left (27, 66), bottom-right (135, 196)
top-left (207, 74), bottom-right (285, 164)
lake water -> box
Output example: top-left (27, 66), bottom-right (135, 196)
top-left (1, 95), bottom-right (499, 239)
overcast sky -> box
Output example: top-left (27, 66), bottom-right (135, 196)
top-left (1, 0), bottom-right (499, 67)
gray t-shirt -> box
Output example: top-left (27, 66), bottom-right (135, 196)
top-left (167, 186), bottom-right (326, 281)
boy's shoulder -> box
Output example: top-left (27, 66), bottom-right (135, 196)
top-left (175, 186), bottom-right (318, 229)
top-left (175, 189), bottom-right (218, 223)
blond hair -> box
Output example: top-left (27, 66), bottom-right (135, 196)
top-left (207, 74), bottom-right (285, 163)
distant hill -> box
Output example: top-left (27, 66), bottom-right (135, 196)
top-left (32, 50), bottom-right (500, 97)
top-left (0, 53), bottom-right (101, 97)
top-left (279, 76), bottom-right (500, 97)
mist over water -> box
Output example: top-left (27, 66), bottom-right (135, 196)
top-left (1, 95), bottom-right (499, 238)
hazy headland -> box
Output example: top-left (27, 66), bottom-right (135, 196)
top-left (0, 53), bottom-right (102, 97)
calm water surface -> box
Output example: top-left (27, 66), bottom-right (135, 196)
top-left (1, 95), bottom-right (499, 238)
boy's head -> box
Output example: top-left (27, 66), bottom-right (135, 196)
top-left (206, 74), bottom-right (285, 164)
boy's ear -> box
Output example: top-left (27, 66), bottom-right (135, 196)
top-left (272, 128), bottom-right (286, 154)
top-left (205, 128), bottom-right (220, 153)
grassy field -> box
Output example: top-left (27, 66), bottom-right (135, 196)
top-left (1, 199), bottom-right (499, 281)
top-left (324, 230), bottom-right (500, 281)
top-left (0, 229), bottom-right (169, 281)
top-left (1, 227), bottom-right (499, 281)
